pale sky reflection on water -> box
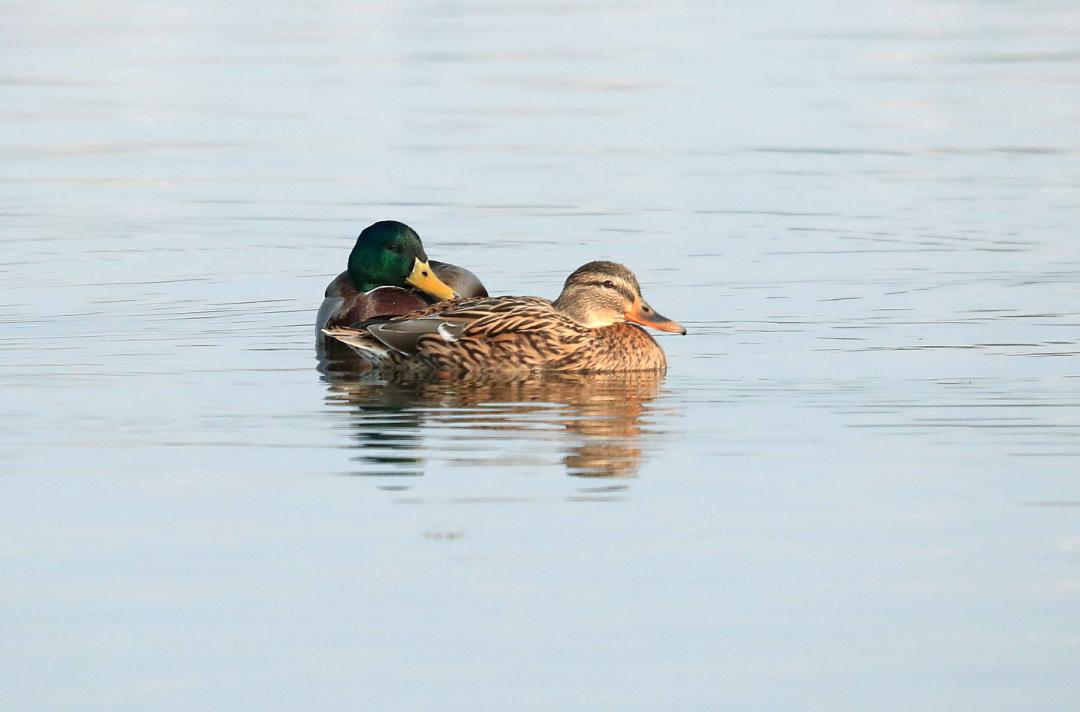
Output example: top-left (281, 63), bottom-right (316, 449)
top-left (2, 1), bottom-right (1080, 710)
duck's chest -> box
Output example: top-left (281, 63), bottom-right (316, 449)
top-left (561, 324), bottom-right (667, 372)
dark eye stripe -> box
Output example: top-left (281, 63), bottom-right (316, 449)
top-left (583, 280), bottom-right (635, 302)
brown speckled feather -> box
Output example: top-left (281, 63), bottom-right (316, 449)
top-left (323, 260), bottom-right (683, 378)
top-left (325, 295), bottom-right (668, 378)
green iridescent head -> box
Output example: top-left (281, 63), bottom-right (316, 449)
top-left (346, 221), bottom-right (457, 299)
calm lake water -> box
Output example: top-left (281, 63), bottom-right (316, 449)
top-left (3, 1), bottom-right (1080, 709)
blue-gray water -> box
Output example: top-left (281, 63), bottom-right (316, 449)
top-left (3, 1), bottom-right (1080, 709)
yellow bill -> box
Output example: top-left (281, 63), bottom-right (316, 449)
top-left (406, 258), bottom-right (458, 301)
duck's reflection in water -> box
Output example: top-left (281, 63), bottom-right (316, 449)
top-left (318, 347), bottom-right (672, 482)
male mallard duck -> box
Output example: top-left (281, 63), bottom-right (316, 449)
top-left (323, 261), bottom-right (685, 377)
top-left (316, 220), bottom-right (488, 331)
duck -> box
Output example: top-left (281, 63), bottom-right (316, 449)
top-left (316, 220), bottom-right (488, 332)
top-left (322, 260), bottom-right (685, 377)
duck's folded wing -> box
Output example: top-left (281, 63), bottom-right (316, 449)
top-left (366, 315), bottom-right (471, 355)
top-left (365, 297), bottom-right (554, 355)
top-left (431, 261), bottom-right (488, 298)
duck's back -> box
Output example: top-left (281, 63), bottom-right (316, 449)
top-left (374, 299), bottom-right (667, 377)
top-left (430, 261), bottom-right (488, 298)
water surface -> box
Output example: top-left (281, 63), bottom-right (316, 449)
top-left (2, 1), bottom-right (1080, 709)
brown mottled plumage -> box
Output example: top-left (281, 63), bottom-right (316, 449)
top-left (323, 261), bottom-right (685, 378)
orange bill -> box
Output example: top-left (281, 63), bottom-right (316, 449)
top-left (625, 297), bottom-right (686, 334)
top-left (406, 258), bottom-right (458, 301)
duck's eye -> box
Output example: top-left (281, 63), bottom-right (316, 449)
top-left (386, 243), bottom-right (402, 253)
top-left (602, 280), bottom-right (616, 289)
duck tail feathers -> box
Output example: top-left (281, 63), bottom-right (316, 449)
top-left (321, 327), bottom-right (389, 364)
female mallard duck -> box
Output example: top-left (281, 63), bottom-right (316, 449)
top-left (323, 261), bottom-right (685, 377)
top-left (316, 220), bottom-right (488, 332)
